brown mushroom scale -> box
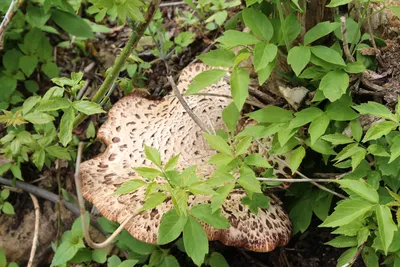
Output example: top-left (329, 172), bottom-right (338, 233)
top-left (80, 63), bottom-right (292, 252)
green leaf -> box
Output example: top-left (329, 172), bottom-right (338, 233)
top-left (325, 236), bottom-right (358, 248)
top-left (0, 76), bottom-right (17, 102)
top-left (288, 146), bottom-right (305, 174)
top-left (114, 179), bottom-right (146, 195)
top-left (36, 98), bottom-right (71, 112)
top-left (115, 259), bottom-right (137, 267)
top-left (209, 252), bottom-right (229, 267)
top-left (311, 190), bottom-right (333, 221)
top-left (159, 255), bottom-right (180, 267)
top-left (45, 145), bottom-right (71, 160)
top-left (238, 166), bottom-right (261, 193)
top-left (50, 241), bottom-right (79, 266)
top-left (344, 61), bottom-right (366, 73)
top-left (311, 46), bottom-right (346, 66)
top-left (191, 204), bottom-right (229, 229)
top-left (3, 49), bottom-right (22, 71)
top-left (230, 67), bottom-right (250, 110)
top-left (376, 205), bottom-right (397, 254)
top-left (171, 189), bottom-right (188, 216)
top-left (244, 154), bottom-right (272, 168)
top-left (289, 192), bottom-right (313, 233)
top-left (2, 202), bottom-right (14, 215)
top-left (222, 102), bottom-right (240, 133)
top-left (319, 70), bottom-right (349, 102)
top-left (253, 42), bottom-right (277, 72)
top-left (185, 69), bottom-right (227, 95)
top-left (24, 112), bottom-right (55, 124)
top-left (19, 55), bottom-right (38, 76)
top-left (211, 183), bottom-right (235, 213)
top-left (51, 9), bottom-right (94, 38)
top-left (197, 49), bottom-right (235, 68)
top-left (158, 209), bottom-right (187, 245)
top-left (362, 246), bottom-right (379, 267)
top-left (0, 190), bottom-right (9, 200)
top-left (287, 46), bottom-right (311, 76)
top-left (326, 0), bottom-right (352, 7)
top-left (325, 98), bottom-right (359, 121)
top-left (279, 13), bottom-right (302, 45)
top-left (357, 227), bottom-right (370, 246)
top-left (350, 119), bottom-right (363, 142)
top-left (164, 154), bottom-right (180, 171)
top-left (362, 121), bottom-right (398, 142)
top-left (41, 62), bottom-right (59, 78)
top-left (92, 249), bottom-right (107, 264)
top-left (10, 165), bottom-right (22, 180)
top-left (0, 249), bottom-right (5, 267)
top-left (242, 8), bottom-right (273, 41)
top-left (208, 154), bottom-right (235, 166)
top-left (183, 217), bottom-right (209, 266)
top-left (235, 136), bottom-right (253, 156)
top-left (204, 133), bottom-right (232, 155)
top-left (389, 6), bottom-right (400, 18)
top-left (304, 21), bottom-right (340, 45)
top-left (336, 179), bottom-right (379, 203)
top-left (133, 167), bottom-right (161, 179)
top-left (72, 101), bottom-right (104, 115)
top-left (216, 30), bottom-right (260, 47)
top-left (144, 145), bottom-right (162, 168)
top-left (289, 107), bottom-right (324, 128)
top-left (320, 199), bottom-right (374, 227)
top-left (354, 102), bottom-right (397, 122)
top-left (59, 107), bottom-right (75, 146)
top-left (247, 106), bottom-right (293, 123)
top-left (139, 193), bottom-right (167, 212)
top-left (322, 134), bottom-right (354, 145)
top-left (26, 5), bottom-right (50, 27)
top-left (309, 114), bottom-right (330, 145)
top-left (257, 60), bottom-right (276, 85)
top-left (22, 96), bottom-right (41, 115)
top-left (389, 135), bottom-right (400, 163)
top-left (336, 247), bottom-right (358, 267)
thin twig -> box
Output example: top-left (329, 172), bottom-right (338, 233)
top-left (73, 0), bottom-right (161, 128)
top-left (255, 140), bottom-right (346, 199)
top-left (341, 242), bottom-right (366, 267)
top-left (0, 177), bottom-right (106, 236)
top-left (159, 1), bottom-right (185, 7)
top-left (27, 193), bottom-right (40, 267)
top-left (74, 143), bottom-right (140, 249)
top-left (0, 0), bottom-right (22, 49)
top-left (341, 16), bottom-right (355, 62)
top-left (167, 76), bottom-right (211, 133)
top-left (366, 11), bottom-right (385, 67)
top-left (257, 177), bottom-right (336, 183)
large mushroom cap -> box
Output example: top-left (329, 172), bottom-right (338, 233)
top-left (80, 63), bottom-right (292, 252)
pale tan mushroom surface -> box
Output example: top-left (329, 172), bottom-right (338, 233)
top-left (80, 63), bottom-right (292, 252)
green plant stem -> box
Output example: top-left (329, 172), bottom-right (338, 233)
top-left (73, 0), bottom-right (161, 128)
top-left (349, 0), bottom-right (371, 55)
top-left (276, 0), bottom-right (290, 52)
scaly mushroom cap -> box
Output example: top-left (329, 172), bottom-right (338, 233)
top-left (80, 63), bottom-right (292, 252)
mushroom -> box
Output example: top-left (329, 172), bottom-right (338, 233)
top-left (79, 63), bottom-right (292, 252)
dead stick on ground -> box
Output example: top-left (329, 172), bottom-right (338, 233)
top-left (74, 142), bottom-right (140, 249)
top-left (27, 193), bottom-right (40, 267)
top-left (255, 140), bottom-right (346, 199)
top-left (167, 76), bottom-right (211, 133)
top-left (341, 16), bottom-right (355, 62)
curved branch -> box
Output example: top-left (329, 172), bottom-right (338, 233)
top-left (27, 193), bottom-right (40, 267)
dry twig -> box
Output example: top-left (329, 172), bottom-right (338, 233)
top-left (255, 140), bottom-right (346, 199)
top-left (0, 0), bottom-right (22, 49)
top-left (74, 143), bottom-right (140, 249)
top-left (341, 16), bottom-right (355, 62)
top-left (27, 193), bottom-right (40, 267)
top-left (167, 76), bottom-right (211, 133)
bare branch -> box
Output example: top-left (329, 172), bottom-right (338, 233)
top-left (257, 177), bottom-right (336, 183)
top-left (74, 142), bottom-right (140, 249)
top-left (27, 193), bottom-right (40, 267)
top-left (255, 139), bottom-right (346, 199)
top-left (341, 16), bottom-right (355, 62)
top-left (167, 76), bottom-right (211, 134)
